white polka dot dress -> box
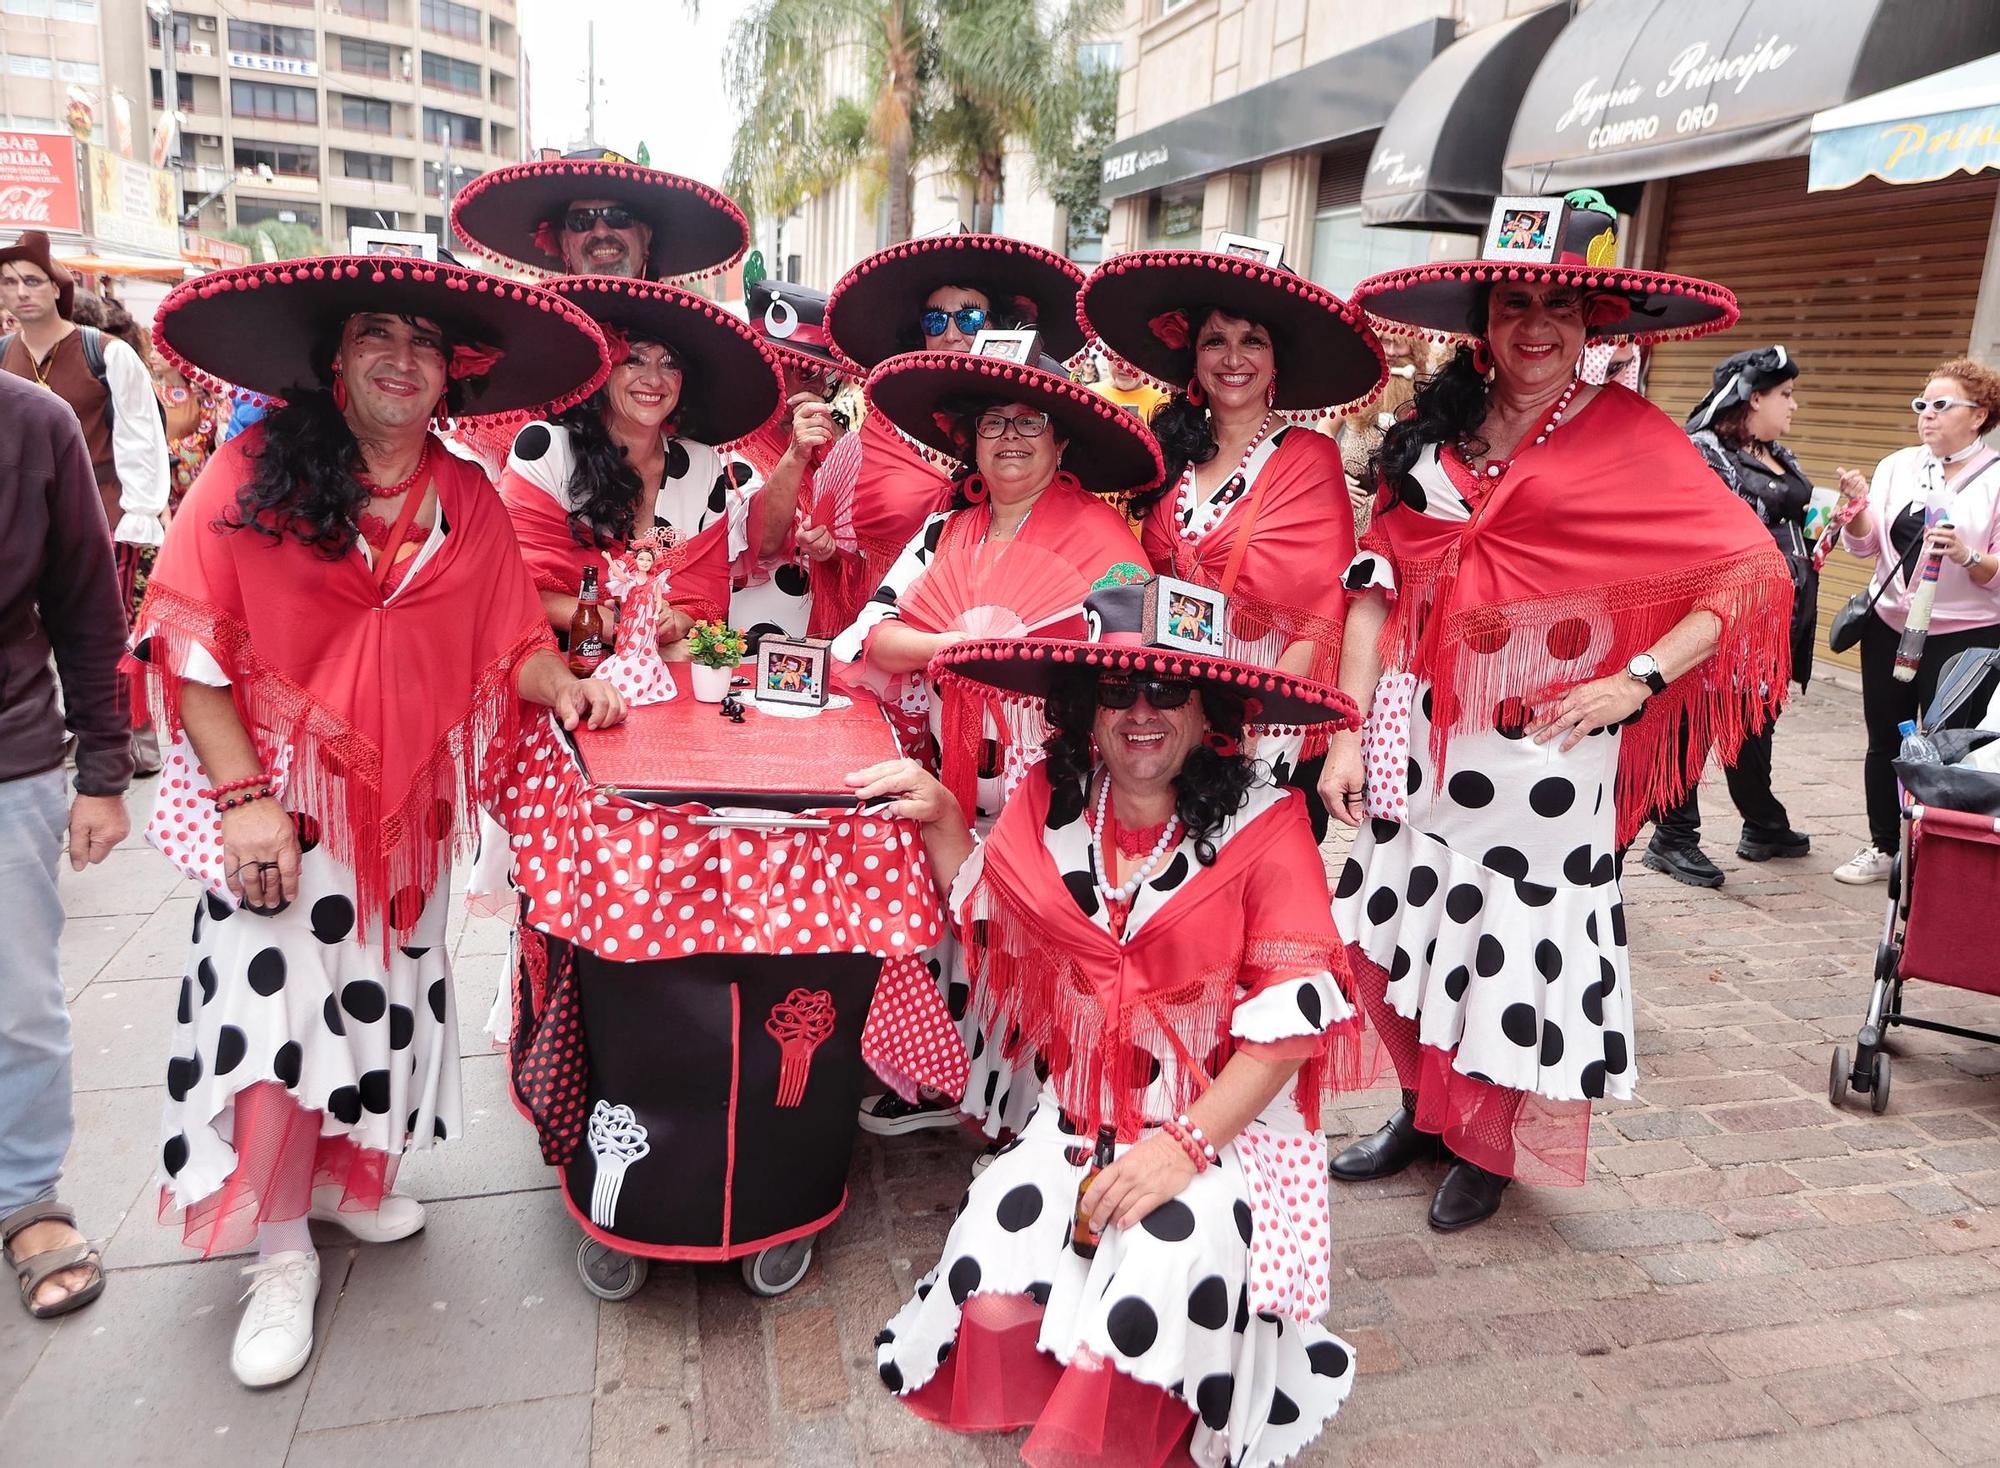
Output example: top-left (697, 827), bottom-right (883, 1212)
top-left (877, 1098), bottom-right (1356, 1468)
top-left (159, 844), bottom-right (460, 1213)
top-left (1332, 678), bottom-right (1637, 1104)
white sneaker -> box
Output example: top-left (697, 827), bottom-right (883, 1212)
top-left (1833, 845), bottom-right (1893, 884)
top-left (307, 1186), bottom-right (426, 1243)
top-left (232, 1251), bottom-right (319, 1388)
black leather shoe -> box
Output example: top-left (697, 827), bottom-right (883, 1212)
top-left (1641, 838), bottom-right (1724, 888)
top-left (1428, 1159), bottom-right (1510, 1230)
top-left (1737, 828), bottom-right (1810, 861)
top-left (1330, 1106), bottom-right (1439, 1181)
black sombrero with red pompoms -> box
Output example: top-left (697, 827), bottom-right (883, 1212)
top-left (549, 277), bottom-right (781, 445)
top-left (746, 277), bottom-right (838, 374)
top-left (151, 256), bottom-right (610, 416)
top-left (936, 576), bottom-right (1359, 731)
top-left (865, 348), bottom-right (1162, 496)
top-left (825, 231), bottom-right (1087, 372)
top-left (449, 148), bottom-right (748, 281)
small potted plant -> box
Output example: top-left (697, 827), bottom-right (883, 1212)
top-left (685, 619), bottom-right (747, 702)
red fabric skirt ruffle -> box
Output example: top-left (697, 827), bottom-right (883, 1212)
top-left (1349, 947), bottom-right (1590, 1186)
top-left (159, 1080), bottom-right (398, 1257)
top-left (902, 1293), bottom-right (1197, 1468)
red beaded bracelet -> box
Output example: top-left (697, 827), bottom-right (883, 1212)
top-left (1159, 1119), bottom-right (1210, 1173)
top-left (1175, 1112), bottom-right (1221, 1164)
top-left (214, 786), bottom-right (274, 813)
top-left (201, 775), bottom-right (271, 802)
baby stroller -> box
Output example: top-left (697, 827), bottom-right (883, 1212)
top-left (1831, 648), bottom-right (2000, 1112)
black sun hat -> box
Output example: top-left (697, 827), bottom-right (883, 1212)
top-left (865, 346), bottom-right (1163, 496)
top-left (151, 255), bottom-right (609, 416)
top-left (935, 575), bottom-right (1359, 731)
top-left (549, 276), bottom-right (781, 445)
top-left (824, 231), bottom-right (1087, 372)
top-left (1353, 190), bottom-right (1738, 346)
top-left (449, 148), bottom-right (748, 281)
top-left (1079, 246), bottom-right (1386, 415)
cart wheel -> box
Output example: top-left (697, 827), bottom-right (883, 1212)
top-left (1828, 1046), bottom-right (1851, 1108)
top-left (1869, 1052), bottom-right (1892, 1115)
top-left (576, 1238), bottom-right (649, 1301)
top-left (741, 1237), bottom-right (814, 1297)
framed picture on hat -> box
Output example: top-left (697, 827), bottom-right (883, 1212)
top-left (349, 227), bottom-right (439, 260)
top-left (1213, 232), bottom-right (1285, 266)
top-left (755, 637), bottom-right (831, 708)
top-left (1485, 198), bottom-right (1564, 264)
top-left (1145, 576), bottom-right (1226, 657)
top-left (969, 328), bottom-right (1039, 366)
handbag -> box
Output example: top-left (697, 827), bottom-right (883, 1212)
top-left (1830, 457), bottom-right (2000, 654)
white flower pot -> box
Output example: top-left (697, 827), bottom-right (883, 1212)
top-left (689, 662), bottom-right (733, 702)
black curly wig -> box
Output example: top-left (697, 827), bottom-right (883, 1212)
top-left (1039, 666), bottom-right (1256, 866)
top-left (221, 314), bottom-right (469, 558)
top-left (1129, 302), bottom-right (1268, 519)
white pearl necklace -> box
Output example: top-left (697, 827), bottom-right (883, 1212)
top-left (1090, 776), bottom-right (1181, 905)
top-left (1465, 377), bottom-right (1580, 481)
top-left (1178, 411), bottom-right (1276, 543)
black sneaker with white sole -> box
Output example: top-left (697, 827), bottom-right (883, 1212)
top-left (856, 1092), bottom-right (960, 1135)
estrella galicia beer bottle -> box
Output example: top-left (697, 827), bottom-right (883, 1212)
top-left (1071, 1124), bottom-right (1117, 1257)
top-left (568, 566), bottom-right (609, 676)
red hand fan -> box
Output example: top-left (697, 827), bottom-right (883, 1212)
top-left (896, 539), bottom-right (1092, 640)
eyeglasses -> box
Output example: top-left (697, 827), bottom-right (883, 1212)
top-left (563, 205), bottom-right (637, 233)
top-left (920, 306), bottom-right (987, 338)
top-left (1095, 677), bottom-right (1194, 710)
top-left (974, 411), bottom-right (1051, 440)
top-left (1912, 396), bottom-right (1980, 415)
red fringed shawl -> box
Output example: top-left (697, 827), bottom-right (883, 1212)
top-left (499, 462), bottom-right (733, 625)
top-left (1360, 383), bottom-right (1793, 846)
top-left (963, 769), bottom-right (1360, 1140)
top-left (127, 429), bottom-right (553, 946)
top-left (807, 412), bottom-right (950, 637)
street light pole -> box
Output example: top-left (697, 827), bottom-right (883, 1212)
top-left (148, 0), bottom-right (182, 198)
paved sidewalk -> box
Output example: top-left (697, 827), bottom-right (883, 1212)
top-left (6, 681), bottom-right (2000, 1467)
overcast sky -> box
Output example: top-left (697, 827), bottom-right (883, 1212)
top-left (517, 0), bottom-right (754, 188)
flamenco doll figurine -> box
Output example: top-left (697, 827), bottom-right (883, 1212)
top-left (595, 526), bottom-right (680, 705)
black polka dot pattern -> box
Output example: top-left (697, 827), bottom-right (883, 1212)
top-left (1106, 1297), bottom-right (1159, 1357)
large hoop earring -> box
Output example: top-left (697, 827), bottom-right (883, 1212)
top-left (1185, 380), bottom-right (1205, 409)
top-left (1470, 341), bottom-right (1495, 380)
top-left (961, 472), bottom-right (989, 504)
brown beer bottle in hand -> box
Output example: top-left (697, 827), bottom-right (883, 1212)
top-left (1071, 1124), bottom-right (1117, 1258)
top-left (568, 566), bottom-right (610, 675)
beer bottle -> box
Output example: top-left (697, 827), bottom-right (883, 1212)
top-left (1071, 1124), bottom-right (1117, 1258)
top-left (568, 566), bottom-right (610, 676)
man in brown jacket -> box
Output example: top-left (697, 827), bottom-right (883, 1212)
top-left (0, 367), bottom-right (131, 1318)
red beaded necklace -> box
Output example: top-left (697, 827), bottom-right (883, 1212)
top-left (358, 438), bottom-right (432, 500)
top-left (1115, 816), bottom-right (1172, 858)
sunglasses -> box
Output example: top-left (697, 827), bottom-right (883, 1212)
top-left (1095, 677), bottom-right (1195, 710)
top-left (920, 306), bottom-right (987, 338)
top-left (563, 205), bottom-right (637, 233)
top-left (1912, 396), bottom-right (1980, 415)
top-left (974, 411), bottom-right (1051, 440)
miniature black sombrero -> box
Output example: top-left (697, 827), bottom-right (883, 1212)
top-left (549, 276), bottom-right (781, 445)
top-left (1353, 189), bottom-right (1738, 346)
top-left (824, 230), bottom-right (1087, 371)
top-left (449, 148), bottom-right (748, 281)
top-left (151, 255), bottom-right (609, 415)
top-left (746, 277), bottom-right (838, 373)
top-left (865, 344), bottom-right (1163, 496)
top-left (1079, 242), bottom-right (1386, 414)
top-left (936, 575), bottom-right (1359, 730)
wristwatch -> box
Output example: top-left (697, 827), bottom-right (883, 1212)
top-left (1626, 653), bottom-right (1668, 696)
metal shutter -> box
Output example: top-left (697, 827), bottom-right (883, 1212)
top-left (1647, 157), bottom-right (1997, 674)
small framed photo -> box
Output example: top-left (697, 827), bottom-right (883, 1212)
top-left (1484, 197), bottom-right (1563, 264)
top-left (1144, 575), bottom-right (1226, 656)
top-left (1213, 231), bottom-right (1285, 266)
top-left (348, 227), bottom-right (439, 260)
top-left (754, 636), bottom-right (831, 708)
top-left (969, 328), bottom-right (1040, 365)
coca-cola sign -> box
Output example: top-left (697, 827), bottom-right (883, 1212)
top-left (0, 133), bottom-right (82, 233)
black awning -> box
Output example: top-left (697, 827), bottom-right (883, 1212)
top-left (1099, 19), bottom-right (1453, 203)
top-left (1362, 5), bottom-right (1572, 231)
top-left (1502, 0), bottom-right (2000, 193)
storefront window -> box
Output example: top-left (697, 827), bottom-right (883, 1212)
top-left (1147, 183), bottom-right (1202, 247)
top-left (1308, 204), bottom-right (1431, 299)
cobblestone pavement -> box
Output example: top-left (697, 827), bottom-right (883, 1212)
top-left (7, 680), bottom-right (2000, 1467)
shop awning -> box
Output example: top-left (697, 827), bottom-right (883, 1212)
top-left (1098, 18), bottom-right (1452, 203)
top-left (1501, 0), bottom-right (2000, 194)
top-left (1808, 53), bottom-right (2000, 191)
top-left (1362, 5), bottom-right (1572, 231)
